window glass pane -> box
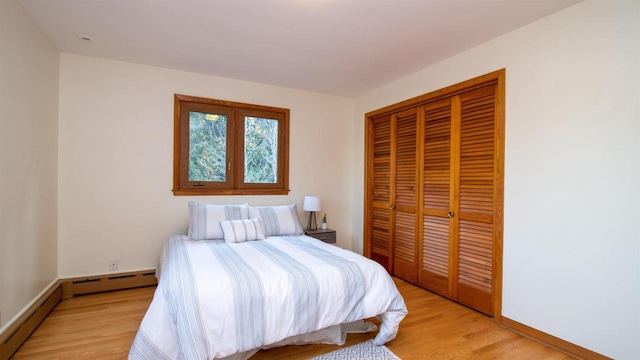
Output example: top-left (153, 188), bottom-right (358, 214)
top-left (189, 111), bottom-right (227, 181)
top-left (244, 117), bottom-right (278, 183)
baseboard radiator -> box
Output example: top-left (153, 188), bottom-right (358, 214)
top-left (0, 283), bottom-right (61, 360)
top-left (60, 269), bottom-right (157, 299)
top-left (0, 269), bottom-right (156, 360)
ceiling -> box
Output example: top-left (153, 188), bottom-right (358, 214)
top-left (18, 0), bottom-right (580, 97)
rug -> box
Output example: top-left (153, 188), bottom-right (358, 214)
top-left (307, 339), bottom-right (401, 360)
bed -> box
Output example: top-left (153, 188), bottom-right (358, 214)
top-left (128, 203), bottom-right (407, 360)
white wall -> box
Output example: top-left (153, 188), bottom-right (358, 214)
top-left (58, 54), bottom-right (354, 277)
top-left (5, 0), bottom-right (638, 357)
top-left (0, 0), bottom-right (59, 329)
top-left (353, 1), bottom-right (639, 359)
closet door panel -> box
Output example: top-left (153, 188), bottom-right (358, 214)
top-left (394, 211), bottom-right (417, 281)
top-left (459, 85), bottom-right (495, 219)
top-left (421, 215), bottom-right (450, 295)
top-left (393, 108), bottom-right (418, 283)
top-left (458, 220), bottom-right (493, 315)
top-left (456, 84), bottom-right (496, 315)
top-left (371, 208), bottom-right (391, 267)
top-left (370, 115), bottom-right (392, 269)
top-left (423, 99), bottom-right (452, 213)
top-left (395, 109), bottom-right (418, 209)
top-left (420, 99), bottom-right (452, 294)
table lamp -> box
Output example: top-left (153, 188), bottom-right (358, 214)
top-left (303, 195), bottom-right (321, 231)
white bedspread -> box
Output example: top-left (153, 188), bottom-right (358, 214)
top-left (129, 235), bottom-right (407, 360)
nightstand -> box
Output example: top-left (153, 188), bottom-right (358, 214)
top-left (304, 228), bottom-right (336, 244)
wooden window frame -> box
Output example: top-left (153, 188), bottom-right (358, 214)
top-left (173, 94), bottom-right (290, 196)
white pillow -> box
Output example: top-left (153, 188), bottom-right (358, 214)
top-left (188, 202), bottom-right (248, 240)
top-left (249, 204), bottom-right (304, 237)
top-left (220, 218), bottom-right (266, 243)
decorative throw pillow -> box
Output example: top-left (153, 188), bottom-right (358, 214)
top-left (188, 202), bottom-right (248, 240)
top-left (249, 204), bottom-right (304, 237)
top-left (220, 218), bottom-right (266, 243)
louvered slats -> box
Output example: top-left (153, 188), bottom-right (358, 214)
top-left (456, 85), bottom-right (496, 315)
top-left (395, 212), bottom-right (416, 264)
top-left (395, 110), bottom-right (417, 207)
top-left (371, 208), bottom-right (390, 257)
top-left (458, 220), bottom-right (492, 290)
top-left (423, 100), bottom-right (451, 211)
top-left (460, 86), bottom-right (495, 217)
top-left (420, 99), bottom-right (452, 295)
top-left (458, 87), bottom-right (495, 286)
top-left (370, 116), bottom-right (392, 268)
top-left (393, 109), bottom-right (418, 282)
top-left (421, 215), bottom-right (449, 294)
top-left (372, 116), bottom-right (391, 204)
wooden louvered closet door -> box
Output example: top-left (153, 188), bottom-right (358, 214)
top-left (418, 84), bottom-right (499, 316)
top-left (455, 84), bottom-right (497, 315)
top-left (365, 70), bottom-right (504, 318)
top-left (419, 98), bottom-right (454, 297)
top-left (392, 108), bottom-right (419, 283)
top-left (368, 114), bottom-right (392, 269)
top-left (366, 108), bottom-right (419, 284)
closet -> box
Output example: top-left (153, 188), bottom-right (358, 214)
top-left (364, 70), bottom-right (504, 318)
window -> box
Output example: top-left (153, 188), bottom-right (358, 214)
top-left (173, 94), bottom-right (290, 195)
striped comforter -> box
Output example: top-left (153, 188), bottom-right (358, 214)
top-left (129, 235), bottom-right (407, 360)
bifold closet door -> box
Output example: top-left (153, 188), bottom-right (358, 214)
top-left (391, 108), bottom-right (418, 283)
top-left (368, 114), bottom-right (392, 270)
top-left (420, 84), bottom-right (498, 316)
top-left (366, 70), bottom-right (504, 319)
top-left (419, 98), bottom-right (454, 297)
top-left (455, 84), bottom-right (498, 316)
top-left (366, 108), bottom-right (419, 284)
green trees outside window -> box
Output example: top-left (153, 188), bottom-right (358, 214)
top-left (244, 117), bottom-right (278, 184)
top-left (189, 111), bottom-right (227, 182)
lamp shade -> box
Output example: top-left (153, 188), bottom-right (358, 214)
top-left (303, 195), bottom-right (322, 212)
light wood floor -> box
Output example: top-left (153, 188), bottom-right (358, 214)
top-left (12, 278), bottom-right (574, 359)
